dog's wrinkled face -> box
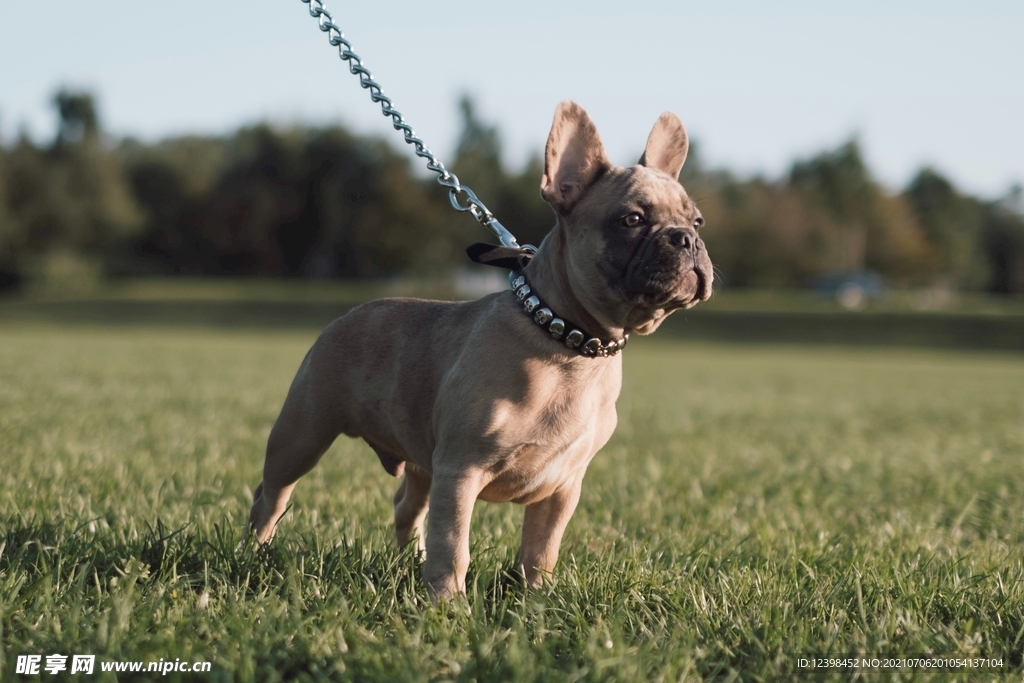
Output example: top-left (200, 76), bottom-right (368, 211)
top-left (541, 103), bottom-right (713, 335)
top-left (571, 166), bottom-right (713, 333)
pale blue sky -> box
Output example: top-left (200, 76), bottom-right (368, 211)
top-left (1, 1), bottom-right (1021, 197)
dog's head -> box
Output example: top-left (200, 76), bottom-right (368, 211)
top-left (540, 101), bottom-right (713, 335)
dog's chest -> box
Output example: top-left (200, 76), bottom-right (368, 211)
top-left (477, 383), bottom-right (618, 505)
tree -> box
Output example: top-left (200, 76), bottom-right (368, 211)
top-left (983, 188), bottom-right (1024, 294)
top-left (0, 89), bottom-right (141, 287)
top-left (904, 169), bottom-right (990, 290)
top-left (789, 140), bottom-right (935, 283)
top-left (53, 90), bottom-right (99, 148)
top-left (0, 141), bottom-right (21, 289)
top-left (2, 90), bottom-right (1017, 292)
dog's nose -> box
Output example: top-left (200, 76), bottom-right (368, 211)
top-left (667, 227), bottom-right (698, 251)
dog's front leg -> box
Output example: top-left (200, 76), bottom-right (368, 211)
top-left (422, 467), bottom-right (482, 600)
top-left (517, 482), bottom-right (583, 586)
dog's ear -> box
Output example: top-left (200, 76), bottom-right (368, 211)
top-left (541, 101), bottom-right (611, 214)
top-left (639, 112), bottom-right (688, 179)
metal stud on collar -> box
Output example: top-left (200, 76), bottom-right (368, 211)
top-left (533, 307), bottom-right (553, 326)
top-left (548, 318), bottom-right (565, 338)
top-left (510, 277), bottom-right (628, 357)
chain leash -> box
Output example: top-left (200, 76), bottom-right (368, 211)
top-left (300, 0), bottom-right (521, 249)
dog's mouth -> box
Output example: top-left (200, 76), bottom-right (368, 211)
top-left (623, 237), bottom-right (713, 312)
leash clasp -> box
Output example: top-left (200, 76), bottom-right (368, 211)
top-left (448, 186), bottom-right (521, 249)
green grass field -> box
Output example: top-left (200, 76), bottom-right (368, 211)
top-left (2, 323), bottom-right (1023, 681)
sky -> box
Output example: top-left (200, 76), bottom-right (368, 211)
top-left (1, 0), bottom-right (1021, 198)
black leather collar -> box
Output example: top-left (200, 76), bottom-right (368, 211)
top-left (467, 241), bottom-right (628, 358)
top-left (510, 274), bottom-right (628, 357)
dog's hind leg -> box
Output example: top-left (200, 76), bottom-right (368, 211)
top-left (248, 364), bottom-right (341, 543)
top-left (393, 464), bottom-right (430, 553)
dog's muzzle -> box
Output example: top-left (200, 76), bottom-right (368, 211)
top-left (626, 226), bottom-right (712, 308)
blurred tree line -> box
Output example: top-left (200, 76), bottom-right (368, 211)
top-left (1, 89), bottom-right (1022, 293)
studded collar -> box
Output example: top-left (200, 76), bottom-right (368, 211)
top-left (510, 274), bottom-right (628, 358)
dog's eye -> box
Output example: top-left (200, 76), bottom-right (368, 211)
top-left (694, 216), bottom-right (704, 229)
top-left (621, 213), bottom-right (645, 228)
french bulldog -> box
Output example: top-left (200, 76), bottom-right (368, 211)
top-left (248, 100), bottom-right (712, 599)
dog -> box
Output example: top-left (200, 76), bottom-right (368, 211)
top-left (248, 101), bottom-right (713, 600)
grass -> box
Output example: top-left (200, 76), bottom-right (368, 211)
top-left (1, 323), bottom-right (1023, 681)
